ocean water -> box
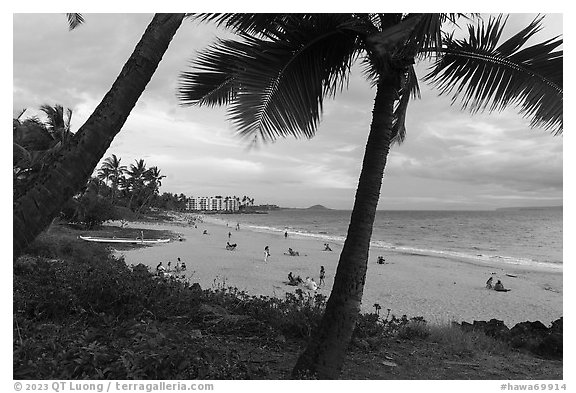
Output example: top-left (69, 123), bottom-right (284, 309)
top-left (213, 207), bottom-right (563, 270)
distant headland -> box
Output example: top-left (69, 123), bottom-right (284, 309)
top-left (305, 204), bottom-right (331, 210)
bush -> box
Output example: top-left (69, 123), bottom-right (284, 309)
top-left (396, 317), bottom-right (430, 339)
top-left (201, 287), bottom-right (327, 338)
top-left (428, 323), bottom-right (507, 356)
top-left (61, 192), bottom-right (119, 229)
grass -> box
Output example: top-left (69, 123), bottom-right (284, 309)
top-left (13, 223), bottom-right (563, 380)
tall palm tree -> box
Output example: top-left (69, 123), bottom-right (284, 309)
top-left (98, 154), bottom-right (127, 204)
top-left (13, 13), bottom-right (186, 258)
top-left (178, 13), bottom-right (562, 378)
top-left (126, 159), bottom-right (148, 210)
top-left (136, 166), bottom-right (166, 213)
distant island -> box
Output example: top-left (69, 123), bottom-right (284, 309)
top-left (495, 206), bottom-right (562, 211)
top-left (305, 204), bottom-right (331, 210)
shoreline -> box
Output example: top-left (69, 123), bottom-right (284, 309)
top-left (111, 214), bottom-right (563, 327)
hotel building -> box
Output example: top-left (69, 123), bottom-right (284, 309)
top-left (185, 196), bottom-right (241, 212)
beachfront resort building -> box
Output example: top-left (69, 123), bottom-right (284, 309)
top-left (186, 196), bottom-right (241, 212)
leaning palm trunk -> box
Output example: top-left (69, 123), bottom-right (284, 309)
top-left (293, 73), bottom-right (400, 378)
top-left (13, 13), bottom-right (185, 259)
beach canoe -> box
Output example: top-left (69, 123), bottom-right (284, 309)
top-left (79, 236), bottom-right (170, 244)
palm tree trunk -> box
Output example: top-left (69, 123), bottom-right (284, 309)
top-left (13, 13), bottom-right (185, 259)
top-left (292, 72), bottom-right (401, 379)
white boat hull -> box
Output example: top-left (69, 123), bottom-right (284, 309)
top-left (79, 236), bottom-right (170, 244)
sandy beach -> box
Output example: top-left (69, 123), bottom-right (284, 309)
top-left (115, 214), bottom-right (563, 327)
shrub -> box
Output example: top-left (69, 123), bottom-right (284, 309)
top-left (396, 317), bottom-right (430, 339)
top-left (428, 322), bottom-right (508, 356)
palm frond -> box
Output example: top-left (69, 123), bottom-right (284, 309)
top-left (424, 15), bottom-right (563, 134)
top-left (178, 38), bottom-right (241, 107)
top-left (66, 13), bottom-right (84, 30)
top-left (391, 65), bottom-right (421, 145)
top-left (179, 15), bottom-right (363, 143)
top-left (407, 13), bottom-right (474, 59)
top-left (190, 13), bottom-right (292, 38)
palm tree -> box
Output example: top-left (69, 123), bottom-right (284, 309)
top-left (126, 159), bottom-right (148, 210)
top-left (136, 166), bottom-right (166, 213)
top-left (98, 154), bottom-right (126, 203)
top-left (39, 104), bottom-right (74, 146)
top-left (13, 106), bottom-right (74, 198)
top-left (13, 13), bottom-right (186, 258)
top-left (178, 13), bottom-right (562, 378)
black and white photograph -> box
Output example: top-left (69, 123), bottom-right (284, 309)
top-left (11, 8), bottom-right (564, 387)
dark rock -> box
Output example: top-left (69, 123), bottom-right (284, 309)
top-left (470, 319), bottom-right (510, 341)
top-left (508, 320), bottom-right (562, 360)
top-left (457, 317), bottom-right (563, 360)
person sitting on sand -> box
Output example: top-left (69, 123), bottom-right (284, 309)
top-left (288, 272), bottom-right (299, 285)
top-left (304, 277), bottom-right (318, 291)
top-left (486, 276), bottom-right (494, 289)
top-left (226, 242), bottom-right (237, 251)
top-left (377, 256), bottom-right (386, 264)
top-left (156, 262), bottom-right (166, 276)
top-left (323, 243), bottom-right (332, 251)
top-left (284, 248), bottom-right (300, 256)
top-left (493, 279), bottom-right (510, 292)
top-left (181, 262), bottom-right (187, 271)
top-left (203, 229), bottom-right (208, 235)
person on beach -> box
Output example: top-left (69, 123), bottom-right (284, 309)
top-left (305, 277), bottom-right (318, 291)
top-left (203, 229), bottom-right (208, 235)
top-left (156, 262), bottom-right (165, 276)
top-left (285, 248), bottom-right (300, 256)
top-left (319, 266), bottom-right (326, 286)
top-left (236, 223), bottom-right (240, 231)
top-left (377, 256), bottom-right (386, 264)
top-left (167, 261), bottom-right (172, 271)
top-left (323, 243), bottom-right (332, 251)
top-left (285, 231), bottom-right (288, 239)
top-left (226, 242), bottom-right (237, 251)
top-left (486, 276), bottom-right (494, 289)
top-left (175, 257), bottom-right (183, 272)
top-left (493, 280), bottom-right (510, 292)
top-left (288, 272), bottom-right (297, 285)
top-left (264, 246), bottom-right (271, 262)
top-left (228, 231), bottom-right (231, 239)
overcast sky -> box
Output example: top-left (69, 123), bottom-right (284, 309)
top-left (12, 12), bottom-right (563, 210)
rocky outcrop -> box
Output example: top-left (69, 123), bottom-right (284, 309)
top-left (455, 317), bottom-right (562, 360)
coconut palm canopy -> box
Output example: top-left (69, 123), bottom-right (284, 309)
top-left (179, 14), bottom-right (562, 141)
